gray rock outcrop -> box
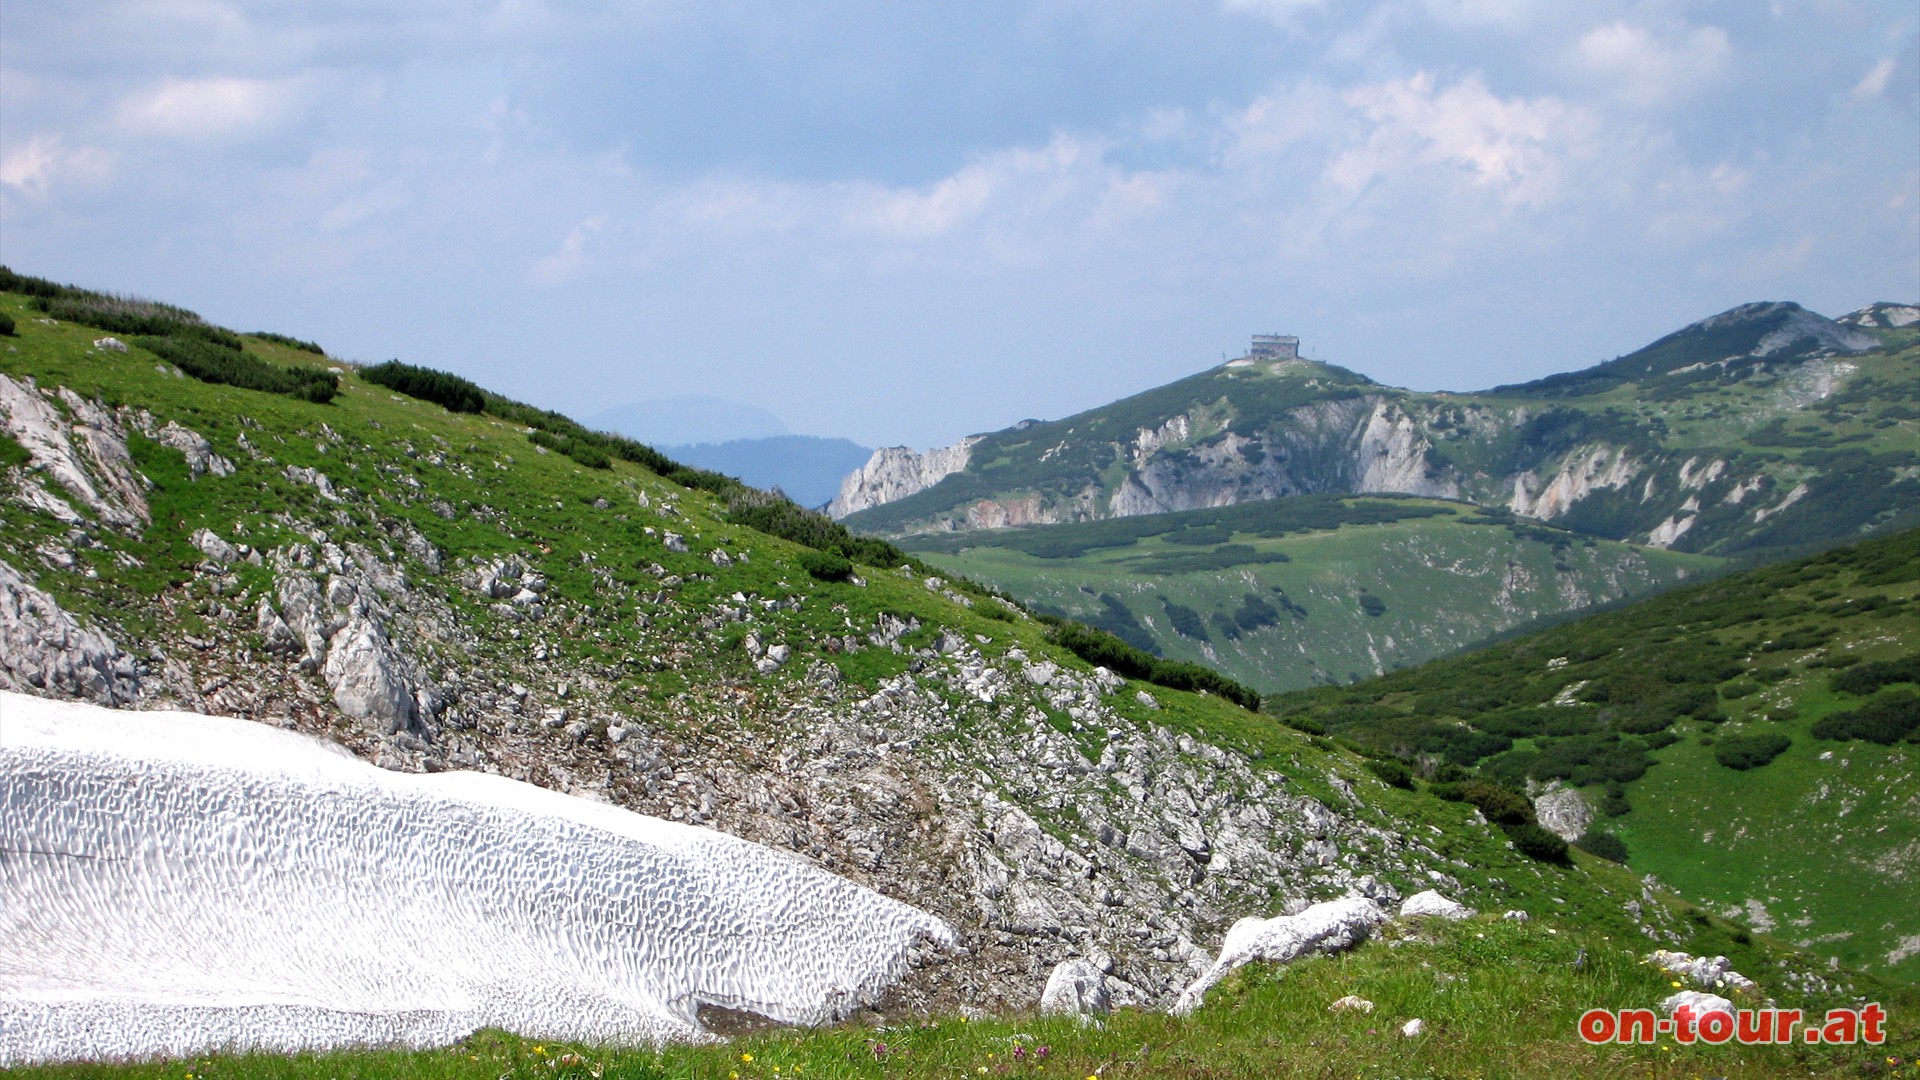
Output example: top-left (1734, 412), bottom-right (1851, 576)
top-left (1532, 785), bottom-right (1594, 843)
top-left (1174, 897), bottom-right (1386, 1014)
top-left (1039, 957), bottom-right (1112, 1017)
top-left (829, 436), bottom-right (981, 519)
top-left (0, 559), bottom-right (139, 705)
top-left (1398, 890), bottom-right (1473, 921)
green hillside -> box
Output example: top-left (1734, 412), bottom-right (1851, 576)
top-left (1276, 527), bottom-right (1920, 983)
top-left (3, 271), bottom-right (1913, 1074)
top-left (906, 496), bottom-right (1720, 692)
top-left (843, 302), bottom-right (1920, 558)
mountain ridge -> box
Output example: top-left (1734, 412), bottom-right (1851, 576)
top-left (836, 300), bottom-right (1920, 558)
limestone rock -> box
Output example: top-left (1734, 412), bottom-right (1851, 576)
top-left (190, 529), bottom-right (240, 566)
top-left (1175, 897), bottom-right (1386, 1014)
top-left (154, 421), bottom-right (235, 479)
top-left (0, 375), bottom-right (148, 529)
top-left (1399, 890), bottom-right (1473, 921)
top-left (1661, 990), bottom-right (1735, 1021)
top-left (322, 614), bottom-right (416, 735)
top-left (1039, 957), bottom-right (1111, 1017)
top-left (0, 559), bottom-right (140, 706)
top-left (1532, 785), bottom-right (1593, 843)
top-left (1328, 994), bottom-right (1374, 1013)
top-left (1647, 950), bottom-right (1758, 996)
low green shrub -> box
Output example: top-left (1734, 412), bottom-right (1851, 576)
top-left (1713, 732), bottom-right (1791, 770)
top-left (1363, 758), bottom-right (1413, 788)
top-left (0, 311), bottom-right (14, 336)
top-left (1507, 821), bottom-right (1572, 864)
top-left (360, 360), bottom-right (485, 413)
top-left (1574, 829), bottom-right (1628, 863)
top-left (1811, 689), bottom-right (1920, 744)
top-left (251, 331), bottom-right (325, 355)
top-left (135, 335), bottom-right (337, 403)
top-left (797, 550), bottom-right (854, 582)
top-left (1045, 621), bottom-right (1261, 711)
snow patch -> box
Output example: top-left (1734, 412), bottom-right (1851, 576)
top-left (0, 691), bottom-right (954, 1063)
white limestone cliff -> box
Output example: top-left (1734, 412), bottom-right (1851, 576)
top-left (828, 436), bottom-right (981, 518)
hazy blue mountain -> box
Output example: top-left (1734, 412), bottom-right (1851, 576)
top-left (664, 435), bottom-right (874, 509)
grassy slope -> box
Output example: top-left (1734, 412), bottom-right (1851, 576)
top-left (5, 288), bottom-right (1915, 1075)
top-left (907, 497), bottom-right (1719, 692)
top-left (0, 288), bottom-right (1677, 926)
top-left (11, 913), bottom-right (1916, 1079)
top-left (1277, 527), bottom-right (1920, 984)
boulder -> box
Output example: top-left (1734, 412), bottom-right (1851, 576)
top-left (322, 615), bottom-right (416, 735)
top-left (1661, 990), bottom-right (1736, 1021)
top-left (1646, 949), bottom-right (1758, 996)
top-left (1039, 957), bottom-right (1111, 1017)
top-left (1532, 785), bottom-right (1593, 842)
top-left (1399, 890), bottom-right (1473, 921)
top-left (1328, 994), bottom-right (1374, 1013)
top-left (1175, 897), bottom-right (1385, 1014)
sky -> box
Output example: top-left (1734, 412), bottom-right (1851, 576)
top-left (2, 1), bottom-right (1917, 450)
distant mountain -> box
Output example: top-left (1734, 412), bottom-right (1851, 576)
top-left (839, 301), bottom-right (1920, 557)
top-left (587, 394), bottom-right (788, 446)
top-left (662, 435), bottom-right (873, 509)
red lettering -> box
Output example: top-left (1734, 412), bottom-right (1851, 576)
top-left (1619, 1009), bottom-right (1657, 1044)
top-left (1578, 1009), bottom-right (1617, 1043)
top-left (1697, 1009), bottom-right (1734, 1044)
top-left (1672, 1004), bottom-right (1699, 1044)
top-left (1737, 1008), bottom-right (1771, 1043)
top-left (1861, 1003), bottom-right (1887, 1044)
top-left (1822, 1009), bottom-right (1859, 1044)
top-left (1774, 1008), bottom-right (1803, 1044)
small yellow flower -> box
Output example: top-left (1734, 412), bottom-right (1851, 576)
top-left (1671, 981), bottom-right (1682, 987)
top-left (742, 1052), bottom-right (754, 1063)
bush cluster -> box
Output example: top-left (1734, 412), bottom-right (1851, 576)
top-left (1573, 828), bottom-right (1628, 863)
top-left (1043, 620), bottom-right (1261, 711)
top-left (527, 429), bottom-right (612, 469)
top-left (0, 312), bottom-right (14, 337)
top-left (797, 550), bottom-right (854, 582)
top-left (1712, 732), bottom-right (1792, 770)
top-left (1431, 779), bottom-right (1571, 864)
top-left (251, 331), bottom-right (326, 356)
top-left (1812, 689), bottom-right (1920, 745)
top-left (360, 360), bottom-right (485, 413)
top-left (136, 335), bottom-right (338, 403)
top-left (1363, 758), bottom-right (1414, 789)
top-left (723, 489), bottom-right (913, 571)
top-left (1829, 653), bottom-right (1920, 696)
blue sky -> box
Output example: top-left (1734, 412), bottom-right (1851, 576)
top-left (3, 1), bottom-right (1916, 449)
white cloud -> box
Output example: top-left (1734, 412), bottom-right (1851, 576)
top-left (529, 215), bottom-right (608, 285)
top-left (115, 76), bottom-right (302, 140)
top-left (1572, 20), bottom-right (1734, 107)
top-left (0, 135), bottom-right (114, 198)
top-left (1852, 57), bottom-right (1898, 100)
top-left (1326, 73), bottom-right (1589, 208)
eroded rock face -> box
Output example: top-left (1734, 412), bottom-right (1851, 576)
top-left (0, 375), bottom-right (149, 529)
top-left (0, 559), bottom-right (139, 706)
top-left (1533, 786), bottom-right (1594, 843)
top-left (828, 437), bottom-right (981, 519)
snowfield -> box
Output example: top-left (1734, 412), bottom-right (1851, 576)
top-left (0, 690), bottom-right (954, 1064)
